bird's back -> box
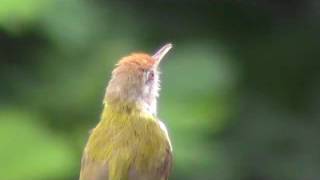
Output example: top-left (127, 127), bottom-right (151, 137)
top-left (80, 105), bottom-right (172, 180)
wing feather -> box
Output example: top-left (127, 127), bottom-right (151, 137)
top-left (158, 119), bottom-right (173, 180)
top-left (161, 148), bottom-right (173, 180)
top-left (79, 150), bottom-right (109, 180)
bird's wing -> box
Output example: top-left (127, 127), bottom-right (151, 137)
top-left (128, 144), bottom-right (172, 180)
top-left (158, 120), bottom-right (173, 180)
top-left (79, 150), bottom-right (109, 180)
top-left (160, 147), bottom-right (173, 180)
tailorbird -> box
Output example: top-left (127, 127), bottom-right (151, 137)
top-left (79, 44), bottom-right (173, 180)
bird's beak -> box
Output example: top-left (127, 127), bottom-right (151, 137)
top-left (152, 43), bottom-right (173, 65)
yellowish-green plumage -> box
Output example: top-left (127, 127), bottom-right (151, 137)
top-left (84, 103), bottom-right (170, 180)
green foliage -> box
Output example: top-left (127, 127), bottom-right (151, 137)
top-left (160, 43), bottom-right (235, 178)
top-left (0, 109), bottom-right (75, 180)
top-left (0, 0), bottom-right (50, 33)
top-left (0, 1), bottom-right (320, 180)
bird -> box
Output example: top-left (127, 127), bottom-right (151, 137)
top-left (79, 43), bottom-right (173, 180)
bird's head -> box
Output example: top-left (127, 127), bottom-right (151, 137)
top-left (105, 43), bottom-right (172, 115)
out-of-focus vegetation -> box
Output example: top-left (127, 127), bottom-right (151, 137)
top-left (1, 1), bottom-right (320, 180)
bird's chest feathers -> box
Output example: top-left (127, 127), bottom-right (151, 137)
top-left (86, 106), bottom-right (169, 172)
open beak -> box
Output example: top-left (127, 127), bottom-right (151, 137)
top-left (152, 43), bottom-right (173, 65)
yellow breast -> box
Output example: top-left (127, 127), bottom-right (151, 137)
top-left (84, 104), bottom-right (170, 180)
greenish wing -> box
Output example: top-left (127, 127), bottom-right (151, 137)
top-left (157, 119), bottom-right (173, 180)
top-left (161, 147), bottom-right (173, 180)
top-left (127, 147), bottom-right (172, 180)
top-left (79, 150), bottom-right (109, 180)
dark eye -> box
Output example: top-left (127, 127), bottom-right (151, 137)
top-left (149, 71), bottom-right (154, 79)
top-left (146, 70), bottom-right (154, 82)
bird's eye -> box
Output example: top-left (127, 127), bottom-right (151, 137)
top-left (145, 70), bottom-right (154, 83)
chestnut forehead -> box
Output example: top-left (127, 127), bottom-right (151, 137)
top-left (118, 53), bottom-right (155, 70)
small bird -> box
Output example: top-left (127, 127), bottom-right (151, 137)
top-left (80, 44), bottom-right (173, 180)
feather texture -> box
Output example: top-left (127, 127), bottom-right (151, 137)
top-left (80, 45), bottom-right (173, 180)
top-left (80, 103), bottom-right (172, 180)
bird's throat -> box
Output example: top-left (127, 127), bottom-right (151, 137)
top-left (103, 96), bottom-right (157, 117)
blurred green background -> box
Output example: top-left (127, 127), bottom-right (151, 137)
top-left (1, 0), bottom-right (320, 180)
